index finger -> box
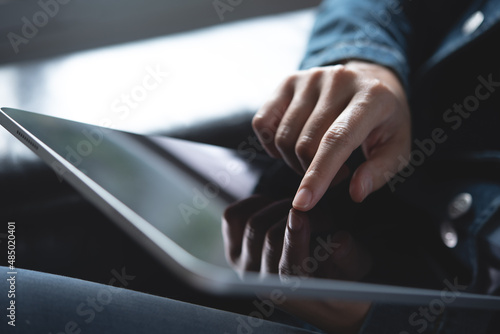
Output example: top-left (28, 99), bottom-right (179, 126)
top-left (279, 209), bottom-right (311, 278)
top-left (292, 98), bottom-right (383, 211)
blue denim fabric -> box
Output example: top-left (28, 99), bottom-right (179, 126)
top-left (0, 266), bottom-right (321, 334)
top-left (300, 0), bottom-right (412, 90)
top-left (301, 0), bottom-right (500, 93)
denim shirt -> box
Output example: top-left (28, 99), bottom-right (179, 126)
top-left (300, 0), bottom-right (500, 333)
top-left (301, 0), bottom-right (500, 93)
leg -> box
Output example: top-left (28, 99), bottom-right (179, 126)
top-left (0, 267), bottom-right (320, 334)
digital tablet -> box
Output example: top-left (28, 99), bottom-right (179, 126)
top-left (1, 107), bottom-right (499, 310)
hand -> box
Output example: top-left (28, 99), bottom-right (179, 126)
top-left (252, 60), bottom-right (411, 210)
top-left (222, 196), bottom-right (372, 334)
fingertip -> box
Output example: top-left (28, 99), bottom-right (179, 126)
top-left (287, 209), bottom-right (303, 232)
top-left (350, 163), bottom-right (375, 202)
top-left (349, 178), bottom-right (361, 203)
top-left (364, 177), bottom-right (373, 197)
top-left (349, 174), bottom-right (372, 203)
top-left (287, 208), bottom-right (310, 232)
top-left (292, 187), bottom-right (313, 211)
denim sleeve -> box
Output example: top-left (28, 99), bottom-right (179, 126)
top-left (300, 0), bottom-right (412, 91)
top-left (300, 0), bottom-right (482, 92)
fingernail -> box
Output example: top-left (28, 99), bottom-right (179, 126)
top-left (293, 188), bottom-right (312, 211)
top-left (288, 209), bottom-right (303, 232)
top-left (361, 178), bottom-right (373, 202)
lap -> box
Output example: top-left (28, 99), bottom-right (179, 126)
top-left (0, 267), bottom-right (319, 334)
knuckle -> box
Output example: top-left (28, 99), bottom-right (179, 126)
top-left (243, 223), bottom-right (259, 242)
top-left (323, 123), bottom-right (354, 148)
top-left (363, 79), bottom-right (398, 116)
top-left (324, 65), bottom-right (356, 92)
top-left (274, 125), bottom-right (294, 152)
top-left (283, 72), bottom-right (299, 87)
top-left (364, 78), bottom-right (392, 99)
top-left (262, 239), bottom-right (279, 261)
top-left (329, 64), bottom-right (354, 81)
top-left (303, 167), bottom-right (329, 186)
top-left (223, 205), bottom-right (238, 224)
top-left (295, 136), bottom-right (315, 164)
top-left (244, 217), bottom-right (266, 242)
top-left (265, 224), bottom-right (284, 245)
top-left (366, 78), bottom-right (386, 94)
top-left (305, 67), bottom-right (324, 81)
top-left (349, 99), bottom-right (371, 118)
top-left (253, 109), bottom-right (283, 136)
top-left (252, 113), bottom-right (269, 131)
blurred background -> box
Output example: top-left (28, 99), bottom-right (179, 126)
top-left (0, 0), bottom-right (323, 316)
top-left (0, 0), bottom-right (320, 134)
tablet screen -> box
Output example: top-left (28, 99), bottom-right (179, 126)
top-left (2, 107), bottom-right (499, 308)
top-left (1, 108), bottom-right (279, 269)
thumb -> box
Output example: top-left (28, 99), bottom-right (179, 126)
top-left (350, 138), bottom-right (410, 202)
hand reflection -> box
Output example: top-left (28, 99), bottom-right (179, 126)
top-left (222, 195), bottom-right (373, 334)
top-left (222, 195), bottom-right (372, 280)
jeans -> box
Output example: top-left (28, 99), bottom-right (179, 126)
top-left (0, 266), bottom-right (321, 334)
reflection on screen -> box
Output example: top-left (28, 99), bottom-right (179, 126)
top-left (4, 108), bottom-right (276, 268)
